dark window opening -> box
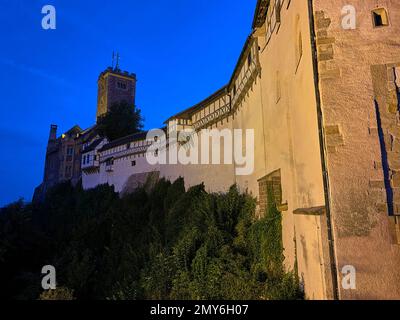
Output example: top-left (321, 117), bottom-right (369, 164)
top-left (117, 81), bottom-right (127, 90)
top-left (132, 160), bottom-right (136, 167)
top-left (372, 8), bottom-right (389, 27)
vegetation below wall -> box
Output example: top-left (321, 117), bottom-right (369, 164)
top-left (0, 178), bottom-right (303, 300)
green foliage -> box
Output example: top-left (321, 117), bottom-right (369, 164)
top-left (97, 100), bottom-right (144, 141)
top-left (39, 287), bottom-right (75, 300)
top-left (0, 180), bottom-right (303, 300)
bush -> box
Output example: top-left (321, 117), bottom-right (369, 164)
top-left (0, 179), bottom-right (303, 300)
top-left (39, 287), bottom-right (75, 300)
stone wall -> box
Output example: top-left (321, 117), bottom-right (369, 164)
top-left (313, 0), bottom-right (400, 299)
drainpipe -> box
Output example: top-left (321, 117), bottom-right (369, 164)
top-left (307, 0), bottom-right (339, 300)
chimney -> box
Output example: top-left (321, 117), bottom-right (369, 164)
top-left (49, 124), bottom-right (58, 141)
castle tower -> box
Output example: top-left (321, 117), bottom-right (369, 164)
top-left (48, 124), bottom-right (57, 142)
top-left (43, 124), bottom-right (61, 190)
top-left (96, 65), bottom-right (137, 121)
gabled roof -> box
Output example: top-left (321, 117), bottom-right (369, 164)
top-left (82, 138), bottom-right (104, 153)
top-left (65, 125), bottom-right (82, 136)
top-left (164, 86), bottom-right (228, 124)
top-left (98, 131), bottom-right (149, 152)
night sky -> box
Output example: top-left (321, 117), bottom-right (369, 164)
top-left (0, 0), bottom-right (256, 206)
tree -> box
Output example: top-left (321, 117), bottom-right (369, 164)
top-left (1, 178), bottom-right (303, 300)
top-left (97, 101), bottom-right (144, 141)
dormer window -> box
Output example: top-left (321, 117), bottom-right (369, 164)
top-left (372, 8), bottom-right (389, 27)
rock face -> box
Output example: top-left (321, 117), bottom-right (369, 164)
top-left (121, 171), bottom-right (160, 196)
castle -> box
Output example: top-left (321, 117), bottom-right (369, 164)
top-left (35, 0), bottom-right (400, 300)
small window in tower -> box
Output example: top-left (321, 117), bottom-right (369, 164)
top-left (131, 160), bottom-right (136, 167)
top-left (117, 81), bottom-right (127, 90)
top-left (248, 51), bottom-right (252, 67)
top-left (372, 8), bottom-right (389, 27)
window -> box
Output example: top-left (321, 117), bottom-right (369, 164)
top-left (372, 8), bottom-right (389, 27)
top-left (106, 158), bottom-right (114, 166)
top-left (233, 84), bottom-right (237, 95)
top-left (117, 81), bottom-right (127, 90)
top-left (131, 160), bottom-right (136, 167)
top-left (67, 147), bottom-right (73, 155)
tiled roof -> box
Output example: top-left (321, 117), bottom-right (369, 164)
top-left (98, 131), bottom-right (148, 152)
top-left (164, 86), bottom-right (228, 123)
top-left (82, 138), bottom-right (104, 153)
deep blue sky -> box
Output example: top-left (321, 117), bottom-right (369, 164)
top-left (0, 0), bottom-right (256, 206)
